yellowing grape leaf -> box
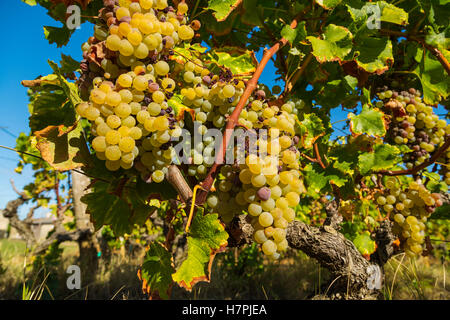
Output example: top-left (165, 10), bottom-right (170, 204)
top-left (346, 1), bottom-right (408, 26)
top-left (315, 0), bottom-right (343, 10)
top-left (35, 122), bottom-right (88, 171)
top-left (352, 37), bottom-right (393, 74)
top-left (307, 24), bottom-right (353, 63)
top-left (348, 104), bottom-right (386, 137)
top-left (353, 232), bottom-right (376, 257)
top-left (139, 242), bottom-right (175, 300)
top-left (208, 47), bottom-right (258, 75)
top-left (172, 211), bottom-right (228, 291)
top-left (207, 0), bottom-right (242, 21)
top-left (167, 94), bottom-right (196, 121)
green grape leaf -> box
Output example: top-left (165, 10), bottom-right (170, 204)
top-left (202, 11), bottom-right (238, 36)
top-left (240, 0), bottom-right (260, 26)
top-left (82, 181), bottom-right (133, 236)
top-left (352, 36), bottom-right (393, 74)
top-left (43, 26), bottom-right (73, 47)
top-left (378, 1), bottom-right (409, 25)
top-left (136, 176), bottom-right (178, 201)
top-left (48, 60), bottom-right (82, 106)
top-left (281, 25), bottom-right (297, 44)
top-left (127, 191), bottom-right (158, 227)
top-left (59, 54), bottom-right (80, 74)
top-left (208, 47), bottom-right (257, 75)
top-left (315, 0), bottom-right (343, 10)
top-left (82, 180), bottom-right (157, 236)
top-left (303, 164), bottom-right (347, 198)
top-left (28, 88), bottom-right (76, 133)
top-left (423, 171), bottom-right (448, 193)
top-left (412, 47), bottom-right (450, 105)
top-left (314, 73), bottom-right (360, 108)
top-left (172, 211), bottom-right (228, 291)
top-left (347, 1), bottom-right (408, 26)
top-left (15, 133), bottom-right (48, 168)
top-left (348, 104), bottom-right (386, 137)
top-left (299, 113), bottom-right (326, 149)
top-left (34, 122), bottom-right (89, 171)
top-left (425, 30), bottom-right (450, 52)
top-left (358, 143), bottom-right (401, 175)
top-left (207, 0), bottom-right (242, 21)
top-left (418, 0), bottom-right (450, 32)
top-left (429, 204), bottom-right (450, 220)
top-left (353, 232), bottom-right (376, 256)
top-left (139, 242), bottom-right (175, 299)
top-left (307, 24), bottom-right (353, 63)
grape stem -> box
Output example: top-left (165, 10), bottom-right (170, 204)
top-left (195, 16), bottom-right (304, 205)
top-left (379, 29), bottom-right (450, 75)
top-left (314, 143), bottom-right (326, 169)
top-left (378, 135), bottom-right (450, 176)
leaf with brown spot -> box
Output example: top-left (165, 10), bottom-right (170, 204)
top-left (35, 122), bottom-right (89, 171)
top-left (172, 211), bottom-right (228, 291)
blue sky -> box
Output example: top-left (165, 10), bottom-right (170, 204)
top-left (0, 1), bottom-right (94, 217)
top-left (0, 1), bottom-right (351, 219)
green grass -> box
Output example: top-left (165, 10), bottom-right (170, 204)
top-left (0, 239), bottom-right (27, 257)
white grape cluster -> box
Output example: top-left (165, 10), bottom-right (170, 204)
top-left (377, 88), bottom-right (449, 171)
top-left (76, 0), bottom-right (195, 182)
top-left (178, 61), bottom-right (247, 179)
top-left (376, 178), bottom-right (443, 257)
top-left (205, 99), bottom-right (305, 259)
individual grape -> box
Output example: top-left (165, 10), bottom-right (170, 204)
top-left (119, 136), bottom-right (135, 153)
top-left (147, 102), bottom-right (162, 116)
top-left (105, 145), bottom-right (121, 161)
top-left (254, 230), bottom-right (267, 244)
top-left (261, 198), bottom-right (275, 211)
top-left (119, 39), bottom-right (134, 56)
top-left (178, 25), bottom-right (194, 40)
top-left (259, 211), bottom-right (274, 227)
top-left (386, 195), bottom-right (396, 205)
top-left (248, 203), bottom-right (262, 216)
top-left (92, 136), bottom-right (107, 152)
top-left (106, 34), bottom-right (121, 51)
top-left (262, 240), bottom-right (277, 255)
top-left (178, 1), bottom-right (188, 14)
top-left (105, 160), bottom-right (121, 171)
top-left (222, 84), bottom-right (236, 98)
top-left (154, 61), bottom-right (170, 76)
top-left (276, 239), bottom-right (289, 252)
top-left (285, 192), bottom-right (300, 206)
top-left (152, 170), bottom-right (165, 183)
top-left (117, 74), bottom-right (133, 88)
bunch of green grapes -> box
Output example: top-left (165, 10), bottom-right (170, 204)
top-left (376, 87), bottom-right (449, 171)
top-left (375, 177), bottom-right (443, 257)
top-left (205, 99), bottom-right (305, 260)
top-left (177, 60), bottom-right (247, 179)
top-left (76, 0), bottom-right (195, 182)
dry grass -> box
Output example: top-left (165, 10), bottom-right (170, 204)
top-left (0, 239), bottom-right (448, 300)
